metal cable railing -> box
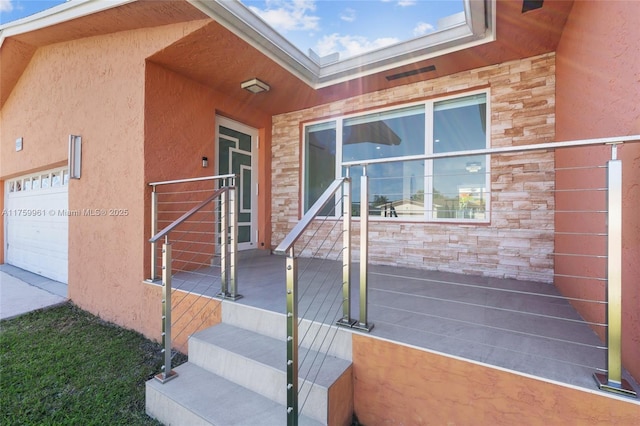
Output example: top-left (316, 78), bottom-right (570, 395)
top-left (276, 135), bottom-right (638, 425)
top-left (293, 231), bottom-right (348, 415)
top-left (148, 175), bottom-right (239, 383)
top-left (274, 176), bottom-right (359, 425)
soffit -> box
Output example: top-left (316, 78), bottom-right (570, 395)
top-left (149, 0), bottom-right (574, 116)
top-left (146, 20), bottom-right (323, 117)
top-left (2, 0), bottom-right (574, 114)
top-left (7, 1), bottom-right (207, 47)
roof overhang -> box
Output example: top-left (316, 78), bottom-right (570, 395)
top-left (0, 0), bottom-right (136, 48)
top-left (189, 0), bottom-right (495, 89)
top-left (1, 0), bottom-right (574, 115)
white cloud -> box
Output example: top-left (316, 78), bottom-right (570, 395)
top-left (380, 0), bottom-right (416, 7)
top-left (340, 7), bottom-right (356, 22)
top-left (0, 0), bottom-right (13, 13)
top-left (248, 0), bottom-right (320, 33)
top-left (316, 33), bottom-right (399, 59)
top-left (413, 22), bottom-right (435, 36)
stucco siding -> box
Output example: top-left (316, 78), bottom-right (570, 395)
top-left (352, 334), bottom-right (640, 425)
top-left (0, 21), bottom-right (208, 338)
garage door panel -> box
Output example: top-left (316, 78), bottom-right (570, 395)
top-left (5, 168), bottom-right (69, 283)
top-left (8, 230), bottom-right (68, 257)
top-left (5, 247), bottom-right (68, 283)
top-left (8, 187), bottom-right (68, 209)
top-left (7, 216), bottom-right (68, 236)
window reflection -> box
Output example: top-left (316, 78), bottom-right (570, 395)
top-left (433, 94), bottom-right (487, 219)
top-left (348, 160), bottom-right (425, 218)
top-left (305, 122), bottom-right (336, 215)
top-left (343, 105), bottom-right (425, 162)
top-left (433, 156), bottom-right (487, 219)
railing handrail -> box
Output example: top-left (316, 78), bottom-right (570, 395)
top-left (274, 177), bottom-right (348, 255)
top-left (149, 174), bottom-right (236, 187)
top-left (150, 187), bottom-right (226, 243)
top-left (341, 134), bottom-right (640, 168)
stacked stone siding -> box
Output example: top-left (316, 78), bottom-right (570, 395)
top-left (271, 53), bottom-right (556, 283)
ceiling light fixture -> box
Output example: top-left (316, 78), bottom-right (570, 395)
top-left (241, 78), bottom-right (270, 94)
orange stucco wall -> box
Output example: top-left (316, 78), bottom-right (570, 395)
top-left (353, 335), bottom-right (640, 425)
top-left (1, 17), bottom-right (274, 343)
top-left (555, 0), bottom-right (640, 382)
top-left (143, 61), bottom-right (273, 276)
top-left (0, 38), bottom-right (37, 107)
top-left (0, 20), bottom-right (209, 340)
top-left (140, 58), bottom-right (273, 341)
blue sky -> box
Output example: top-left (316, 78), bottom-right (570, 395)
top-left (0, 0), bottom-right (464, 59)
top-left (0, 0), bottom-right (67, 25)
top-left (241, 0), bottom-right (465, 59)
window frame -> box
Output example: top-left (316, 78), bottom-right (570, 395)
top-left (301, 89), bottom-right (491, 223)
top-left (6, 167), bottom-right (70, 193)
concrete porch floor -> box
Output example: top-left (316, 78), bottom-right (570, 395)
top-left (165, 249), bottom-right (639, 395)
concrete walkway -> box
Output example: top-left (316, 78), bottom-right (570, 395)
top-left (0, 265), bottom-right (67, 321)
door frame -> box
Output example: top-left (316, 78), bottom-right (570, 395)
top-left (215, 115), bottom-right (259, 250)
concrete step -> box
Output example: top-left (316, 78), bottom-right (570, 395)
top-left (221, 300), bottom-right (353, 361)
top-left (146, 362), bottom-right (324, 426)
top-left (188, 323), bottom-right (353, 425)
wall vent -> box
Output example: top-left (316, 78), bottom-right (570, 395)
top-left (386, 65), bottom-right (436, 81)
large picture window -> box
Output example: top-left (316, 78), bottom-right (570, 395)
top-left (303, 91), bottom-right (489, 221)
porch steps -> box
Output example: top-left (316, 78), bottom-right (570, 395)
top-left (146, 363), bottom-right (323, 426)
top-left (146, 302), bottom-right (354, 425)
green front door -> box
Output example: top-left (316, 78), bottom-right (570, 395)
top-left (216, 117), bottom-right (258, 250)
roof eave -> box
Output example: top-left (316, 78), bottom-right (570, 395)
top-left (190, 0), bottom-right (496, 89)
top-left (0, 0), bottom-right (136, 48)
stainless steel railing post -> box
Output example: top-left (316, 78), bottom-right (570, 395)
top-left (285, 247), bottom-right (299, 426)
top-left (229, 182), bottom-right (241, 300)
top-left (150, 186), bottom-right (158, 280)
top-left (593, 144), bottom-right (637, 397)
top-left (155, 238), bottom-right (177, 383)
top-left (219, 188), bottom-right (229, 297)
top-left (355, 166), bottom-right (373, 332)
top-left (337, 173), bottom-right (356, 328)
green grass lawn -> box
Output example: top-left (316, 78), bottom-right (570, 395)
top-left (0, 302), bottom-right (182, 425)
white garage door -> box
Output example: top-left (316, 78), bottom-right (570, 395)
top-left (4, 168), bottom-right (69, 283)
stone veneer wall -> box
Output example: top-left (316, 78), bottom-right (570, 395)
top-left (271, 53), bottom-right (556, 283)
